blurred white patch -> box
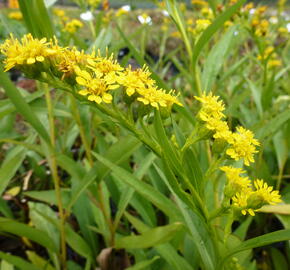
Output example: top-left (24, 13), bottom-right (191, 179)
top-left (234, 31), bottom-right (239, 36)
top-left (269, 17), bottom-right (278, 24)
top-left (121, 5), bottom-right (131, 12)
top-left (249, 8), bottom-right (256, 15)
top-left (162, 10), bottom-right (169, 17)
top-left (80, 11), bottom-right (94, 21)
top-left (287, 23), bottom-right (290, 32)
top-left (138, 15), bottom-right (152, 25)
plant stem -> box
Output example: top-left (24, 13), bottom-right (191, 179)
top-left (44, 83), bottom-right (67, 269)
top-left (70, 95), bottom-right (93, 166)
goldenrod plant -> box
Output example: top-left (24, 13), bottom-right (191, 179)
top-left (0, 0), bottom-right (289, 269)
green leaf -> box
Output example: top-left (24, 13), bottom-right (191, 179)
top-left (65, 225), bottom-right (93, 261)
top-left (28, 202), bottom-right (60, 251)
top-left (270, 248), bottom-right (288, 270)
top-left (0, 146), bottom-right (26, 196)
top-left (220, 229), bottom-right (290, 267)
top-left (19, 0), bottom-right (54, 38)
top-left (202, 26), bottom-right (237, 92)
top-left (24, 189), bottom-right (71, 208)
top-left (26, 251), bottom-right (55, 270)
top-left (0, 218), bottom-right (58, 252)
top-left (125, 212), bottom-right (193, 270)
top-left (256, 109), bottom-right (290, 140)
top-left (115, 223), bottom-right (183, 249)
top-left (0, 65), bottom-right (50, 145)
top-left (0, 252), bottom-right (41, 270)
top-left (126, 256), bottom-right (160, 270)
top-left (93, 153), bottom-right (181, 221)
top-left (192, 0), bottom-right (246, 66)
top-left (96, 135), bottom-right (141, 181)
top-left (114, 152), bottom-right (156, 228)
top-left (0, 260), bottom-right (14, 270)
top-left (175, 200), bottom-right (216, 270)
top-left (246, 78), bottom-right (263, 117)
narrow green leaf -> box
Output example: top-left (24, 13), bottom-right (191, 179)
top-left (126, 256), bottom-right (160, 270)
top-left (0, 65), bottom-right (50, 145)
top-left (202, 26), bottom-right (237, 92)
top-left (192, 0), bottom-right (246, 66)
top-left (125, 212), bottom-right (193, 270)
top-left (221, 229), bottom-right (290, 267)
top-left (115, 223), bottom-right (183, 249)
top-left (93, 153), bottom-right (181, 221)
top-left (26, 251), bottom-right (55, 270)
top-left (0, 147), bottom-right (26, 195)
top-left (0, 252), bottom-right (41, 270)
top-left (0, 218), bottom-right (58, 252)
top-left (24, 189), bottom-right (71, 208)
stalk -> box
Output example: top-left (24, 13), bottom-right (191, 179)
top-left (44, 83), bottom-right (67, 269)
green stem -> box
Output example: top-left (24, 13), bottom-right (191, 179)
top-left (70, 95), bottom-right (93, 166)
top-left (44, 83), bottom-right (67, 270)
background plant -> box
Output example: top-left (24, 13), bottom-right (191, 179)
top-left (0, 0), bottom-right (289, 269)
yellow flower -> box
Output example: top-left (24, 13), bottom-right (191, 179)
top-left (195, 92), bottom-right (225, 122)
top-left (232, 179), bottom-right (281, 216)
top-left (252, 179), bottom-right (281, 205)
top-left (8, 11), bottom-right (22, 20)
top-left (226, 126), bottom-right (260, 166)
top-left (53, 8), bottom-right (66, 18)
top-left (220, 166), bottom-right (251, 197)
top-left (254, 20), bottom-right (269, 37)
top-left (206, 118), bottom-right (233, 142)
top-left (268, 59), bottom-right (282, 68)
top-left (118, 65), bottom-right (154, 96)
top-left (88, 0), bottom-right (101, 8)
top-left (191, 0), bottom-right (208, 6)
top-left (194, 19), bottom-right (211, 34)
top-left (75, 66), bottom-right (119, 104)
top-left (232, 190), bottom-right (256, 216)
top-left (137, 87), bottom-right (182, 109)
top-left (56, 47), bottom-right (92, 79)
top-left (64, 19), bottom-right (83, 34)
top-left (0, 34), bottom-right (55, 71)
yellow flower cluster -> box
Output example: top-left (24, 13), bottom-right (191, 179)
top-left (87, 0), bottom-right (101, 8)
top-left (8, 11), bottom-right (22, 21)
top-left (195, 93), bottom-right (260, 166)
top-left (221, 166), bottom-right (281, 216)
top-left (64, 19), bottom-right (83, 34)
top-left (232, 179), bottom-right (281, 216)
top-left (220, 166), bottom-right (251, 198)
top-left (0, 34), bottom-right (56, 71)
top-left (257, 46), bottom-right (282, 68)
top-left (250, 6), bottom-right (269, 37)
top-left (0, 34), bottom-right (182, 111)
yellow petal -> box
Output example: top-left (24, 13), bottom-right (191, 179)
top-left (27, 58), bottom-right (36, 64)
top-left (78, 90), bottom-right (89, 96)
top-left (102, 93), bottom-right (113, 103)
top-left (76, 76), bottom-right (87, 86)
top-left (79, 70), bottom-right (91, 81)
top-left (126, 88), bottom-right (135, 96)
top-left (36, 56), bottom-right (45, 62)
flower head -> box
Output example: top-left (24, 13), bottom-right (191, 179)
top-left (0, 34), bottom-right (55, 71)
top-left (8, 11), bottom-right (22, 20)
top-left (195, 92), bottom-right (225, 122)
top-left (75, 66), bottom-right (119, 104)
top-left (220, 166), bottom-right (251, 198)
top-left (232, 179), bottom-right (281, 216)
top-left (226, 126), bottom-right (260, 166)
top-left (64, 19), bottom-right (83, 34)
